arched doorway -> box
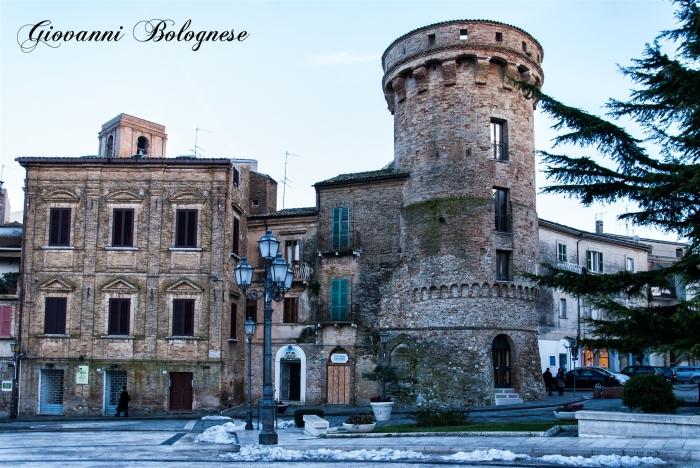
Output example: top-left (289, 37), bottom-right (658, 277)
top-left (275, 345), bottom-right (306, 403)
top-left (492, 335), bottom-right (511, 388)
top-left (327, 348), bottom-right (350, 404)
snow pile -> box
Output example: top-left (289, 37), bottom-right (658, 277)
top-left (276, 419), bottom-right (296, 429)
top-left (444, 449), bottom-right (527, 462)
top-left (541, 454), bottom-right (666, 466)
top-left (223, 446), bottom-right (429, 462)
top-left (195, 422), bottom-right (241, 444)
top-left (201, 415), bottom-right (232, 420)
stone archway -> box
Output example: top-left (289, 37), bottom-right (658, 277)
top-left (275, 345), bottom-right (306, 403)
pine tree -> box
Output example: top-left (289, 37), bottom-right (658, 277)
top-left (519, 0), bottom-right (700, 356)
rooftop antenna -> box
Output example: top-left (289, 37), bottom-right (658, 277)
top-left (190, 127), bottom-right (211, 158)
top-left (282, 152), bottom-right (301, 209)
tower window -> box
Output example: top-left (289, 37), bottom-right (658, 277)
top-left (137, 136), bottom-right (149, 156)
top-left (459, 29), bottom-right (468, 40)
top-left (233, 167), bottom-right (240, 187)
top-left (428, 34), bottom-right (435, 46)
top-left (493, 188), bottom-right (511, 233)
top-left (105, 135), bottom-right (114, 158)
top-left (490, 120), bottom-right (508, 161)
top-left (495, 32), bottom-right (503, 42)
top-left (496, 250), bottom-right (512, 281)
top-left (522, 41), bottom-right (527, 52)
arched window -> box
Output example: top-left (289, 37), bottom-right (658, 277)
top-left (137, 136), bottom-right (149, 156)
top-left (105, 135), bottom-right (114, 158)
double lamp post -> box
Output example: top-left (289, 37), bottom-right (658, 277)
top-left (234, 230), bottom-right (294, 445)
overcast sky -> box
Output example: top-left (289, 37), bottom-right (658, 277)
top-left (0, 0), bottom-right (681, 241)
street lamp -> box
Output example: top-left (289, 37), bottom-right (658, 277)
top-left (233, 230), bottom-right (293, 445)
top-left (9, 340), bottom-right (26, 420)
top-left (244, 318), bottom-right (256, 431)
top-left (379, 331), bottom-right (389, 399)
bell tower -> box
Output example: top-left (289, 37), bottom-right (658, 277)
top-left (98, 114), bottom-right (167, 158)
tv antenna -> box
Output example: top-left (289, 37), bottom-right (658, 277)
top-left (282, 151), bottom-right (301, 209)
top-left (190, 128), bottom-right (211, 158)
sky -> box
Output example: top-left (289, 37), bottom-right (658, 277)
top-left (0, 0), bottom-right (682, 241)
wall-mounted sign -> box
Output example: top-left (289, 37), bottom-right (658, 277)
top-left (76, 365), bottom-right (89, 385)
top-left (208, 350), bottom-right (221, 358)
top-left (282, 346), bottom-right (300, 361)
top-left (330, 354), bottom-right (349, 364)
top-left (1, 381), bottom-right (12, 392)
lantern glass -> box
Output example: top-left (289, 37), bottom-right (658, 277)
top-left (234, 256), bottom-right (254, 287)
top-left (244, 318), bottom-right (256, 336)
top-left (284, 267), bottom-right (294, 290)
top-left (270, 253), bottom-right (289, 285)
top-left (380, 331), bottom-right (389, 344)
top-left (258, 230), bottom-right (280, 261)
top-left (10, 340), bottom-right (19, 354)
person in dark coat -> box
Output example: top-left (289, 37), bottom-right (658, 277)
top-left (555, 367), bottom-right (566, 396)
top-left (115, 386), bottom-right (131, 417)
top-left (543, 368), bottom-right (553, 396)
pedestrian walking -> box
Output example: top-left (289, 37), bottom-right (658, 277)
top-left (115, 386), bottom-right (131, 417)
top-left (543, 368), bottom-right (553, 396)
top-left (555, 367), bottom-right (566, 396)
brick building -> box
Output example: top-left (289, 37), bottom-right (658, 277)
top-left (13, 19), bottom-right (552, 415)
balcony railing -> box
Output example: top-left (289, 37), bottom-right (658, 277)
top-left (555, 262), bottom-right (585, 275)
top-left (313, 302), bottom-right (359, 323)
top-left (291, 261), bottom-right (313, 282)
top-left (492, 142), bottom-right (509, 161)
top-left (317, 230), bottom-right (362, 254)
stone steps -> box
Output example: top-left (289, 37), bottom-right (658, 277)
top-left (494, 388), bottom-right (524, 405)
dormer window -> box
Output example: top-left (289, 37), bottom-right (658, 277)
top-left (495, 32), bottom-right (503, 42)
top-left (105, 135), bottom-right (114, 158)
top-left (522, 41), bottom-right (527, 52)
top-left (428, 34), bottom-right (435, 46)
top-left (137, 136), bottom-right (149, 156)
top-left (459, 29), bottom-right (468, 40)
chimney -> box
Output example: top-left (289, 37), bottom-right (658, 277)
top-left (595, 220), bottom-right (603, 235)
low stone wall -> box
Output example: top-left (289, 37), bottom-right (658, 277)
top-left (577, 411), bottom-right (700, 438)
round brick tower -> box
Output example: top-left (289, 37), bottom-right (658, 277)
top-left (380, 20), bottom-right (545, 405)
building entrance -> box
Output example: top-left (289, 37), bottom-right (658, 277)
top-left (104, 370), bottom-right (128, 415)
top-left (39, 369), bottom-right (64, 415)
top-left (492, 335), bottom-right (511, 388)
top-left (279, 362), bottom-right (301, 401)
top-left (169, 372), bottom-right (193, 412)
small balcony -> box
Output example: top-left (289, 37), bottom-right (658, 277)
top-left (291, 261), bottom-right (313, 282)
top-left (313, 302), bottom-right (359, 324)
top-left (317, 230), bottom-right (362, 255)
top-left (555, 262), bottom-right (585, 274)
top-left (492, 142), bottom-right (509, 161)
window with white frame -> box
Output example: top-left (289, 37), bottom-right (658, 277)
top-left (626, 257), bottom-right (634, 272)
top-left (559, 298), bottom-right (567, 318)
top-left (587, 250), bottom-right (604, 273)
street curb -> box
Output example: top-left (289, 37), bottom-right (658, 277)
top-left (325, 424), bottom-right (577, 438)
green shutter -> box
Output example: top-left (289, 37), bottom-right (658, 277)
top-left (332, 207), bottom-right (350, 249)
top-left (587, 251), bottom-right (592, 271)
top-left (598, 252), bottom-right (604, 273)
top-left (330, 278), bottom-right (349, 320)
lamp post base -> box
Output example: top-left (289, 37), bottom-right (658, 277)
top-left (259, 432), bottom-right (278, 445)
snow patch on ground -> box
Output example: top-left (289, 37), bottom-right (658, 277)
top-left (195, 422), bottom-right (242, 444)
top-left (541, 455), bottom-right (666, 466)
top-left (223, 446), bottom-right (430, 462)
top-left (276, 420), bottom-right (296, 429)
top-left (444, 449), bottom-right (527, 462)
top-left (201, 415), bottom-right (232, 420)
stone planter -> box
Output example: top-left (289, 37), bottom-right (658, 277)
top-left (370, 401), bottom-right (394, 421)
top-left (343, 422), bottom-right (376, 433)
top-left (554, 411), bottom-right (577, 421)
top-left (577, 411), bottom-right (700, 438)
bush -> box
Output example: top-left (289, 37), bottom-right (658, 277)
top-left (345, 413), bottom-right (375, 425)
top-left (622, 374), bottom-right (684, 414)
top-left (293, 409), bottom-right (324, 428)
top-left (413, 408), bottom-right (469, 428)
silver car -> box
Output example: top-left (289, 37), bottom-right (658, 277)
top-left (585, 366), bottom-right (630, 385)
top-left (673, 366), bottom-right (700, 383)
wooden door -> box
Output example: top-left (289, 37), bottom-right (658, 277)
top-left (492, 335), bottom-right (511, 388)
top-left (327, 365), bottom-right (350, 404)
top-left (170, 372), bottom-right (193, 412)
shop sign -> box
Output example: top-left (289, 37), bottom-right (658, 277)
top-left (330, 354), bottom-right (348, 364)
top-left (76, 365), bottom-right (89, 385)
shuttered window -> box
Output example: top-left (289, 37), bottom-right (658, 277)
top-left (44, 298), bottom-right (67, 334)
top-left (283, 297), bottom-right (299, 323)
top-left (175, 209), bottom-right (198, 248)
top-left (112, 209), bottom-right (134, 247)
top-left (330, 279), bottom-right (349, 320)
top-left (172, 299), bottom-right (195, 336)
top-left (0, 305), bottom-right (11, 337)
top-left (332, 207), bottom-right (350, 249)
top-left (49, 208), bottom-right (71, 246)
top-left (108, 298), bottom-right (130, 335)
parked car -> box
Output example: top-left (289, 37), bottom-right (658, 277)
top-left (585, 366), bottom-right (630, 385)
top-left (620, 365), bottom-right (677, 383)
top-left (565, 368), bottom-right (622, 390)
top-left (672, 366), bottom-right (700, 383)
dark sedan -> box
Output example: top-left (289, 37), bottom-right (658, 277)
top-left (620, 365), bottom-right (677, 383)
top-left (565, 368), bottom-right (622, 390)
